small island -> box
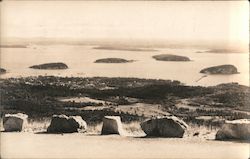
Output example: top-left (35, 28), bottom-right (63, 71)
top-left (94, 58), bottom-right (134, 63)
top-left (0, 44), bottom-right (27, 48)
top-left (29, 62), bottom-right (68, 70)
top-left (0, 68), bottom-right (7, 74)
top-left (196, 49), bottom-right (243, 54)
top-left (93, 46), bottom-right (158, 52)
top-left (152, 54), bottom-right (191, 61)
top-left (200, 64), bottom-right (238, 75)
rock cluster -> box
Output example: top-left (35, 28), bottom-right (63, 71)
top-left (4, 113), bottom-right (250, 142)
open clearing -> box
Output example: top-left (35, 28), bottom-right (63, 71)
top-left (1, 133), bottom-right (249, 159)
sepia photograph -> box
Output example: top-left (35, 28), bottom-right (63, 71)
top-left (0, 0), bottom-right (249, 158)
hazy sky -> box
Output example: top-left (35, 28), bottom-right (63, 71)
top-left (1, 1), bottom-right (249, 46)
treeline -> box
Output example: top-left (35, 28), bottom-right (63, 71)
top-left (1, 76), bottom-right (249, 123)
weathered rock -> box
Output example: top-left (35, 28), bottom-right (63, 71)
top-left (215, 119), bottom-right (250, 140)
top-left (101, 116), bottom-right (124, 135)
top-left (47, 114), bottom-right (87, 133)
top-left (29, 62), bottom-right (68, 70)
top-left (141, 116), bottom-right (188, 137)
top-left (152, 54), bottom-right (191, 61)
top-left (3, 113), bottom-right (28, 132)
top-left (200, 64), bottom-right (238, 75)
top-left (94, 58), bottom-right (133, 63)
top-left (0, 68), bottom-right (6, 74)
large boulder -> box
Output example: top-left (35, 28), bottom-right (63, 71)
top-left (29, 62), bottom-right (68, 70)
top-left (47, 115), bottom-right (87, 133)
top-left (0, 68), bottom-right (6, 74)
top-left (200, 64), bottom-right (238, 75)
top-left (141, 116), bottom-right (188, 138)
top-left (3, 113), bottom-right (28, 132)
top-left (101, 116), bottom-right (125, 135)
top-left (152, 54), bottom-right (191, 61)
top-left (215, 119), bottom-right (250, 140)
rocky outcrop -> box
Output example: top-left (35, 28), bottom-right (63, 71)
top-left (3, 113), bottom-right (28, 132)
top-left (101, 116), bottom-right (125, 135)
top-left (152, 54), bottom-right (191, 61)
top-left (94, 58), bottom-right (133, 63)
top-left (215, 119), bottom-right (250, 140)
top-left (141, 116), bottom-right (188, 137)
top-left (200, 64), bottom-right (238, 75)
top-left (29, 62), bottom-right (68, 70)
top-left (0, 68), bottom-right (6, 74)
top-left (47, 114), bottom-right (87, 133)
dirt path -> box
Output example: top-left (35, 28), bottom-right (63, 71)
top-left (1, 132), bottom-right (249, 159)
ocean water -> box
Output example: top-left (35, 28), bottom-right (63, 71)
top-left (0, 44), bottom-right (249, 86)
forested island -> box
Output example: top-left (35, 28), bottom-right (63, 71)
top-left (29, 62), bottom-right (68, 70)
top-left (152, 54), bottom-right (191, 61)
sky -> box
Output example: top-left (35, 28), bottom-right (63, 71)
top-left (0, 1), bottom-right (249, 47)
